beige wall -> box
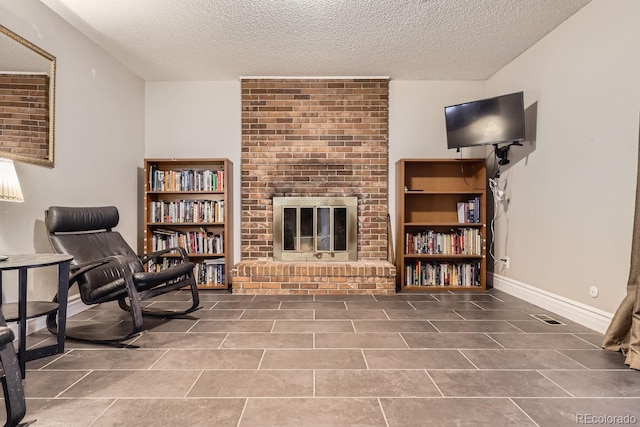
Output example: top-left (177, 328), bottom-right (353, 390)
top-left (0, 0), bottom-right (145, 302)
top-left (486, 0), bottom-right (640, 314)
top-left (387, 81), bottom-right (487, 236)
top-left (144, 81), bottom-right (242, 260)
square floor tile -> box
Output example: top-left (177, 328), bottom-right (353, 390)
top-left (573, 333), bottom-right (606, 347)
top-left (240, 309), bottom-right (314, 320)
top-left (541, 370), bottom-right (640, 397)
top-left (273, 320), bottom-right (354, 332)
top-left (384, 309), bottom-right (463, 320)
top-left (380, 398), bottom-right (537, 426)
top-left (352, 320), bottom-right (437, 333)
top-left (513, 397), bottom-right (640, 426)
top-left (363, 349), bottom-right (476, 370)
top-left (42, 349), bottom-right (167, 370)
top-left (315, 332), bottom-right (407, 348)
top-left (559, 349), bottom-right (629, 369)
top-left (213, 301), bottom-right (281, 310)
top-left (24, 370), bottom-right (89, 398)
top-left (280, 301), bottom-right (347, 310)
top-left (151, 349), bottom-right (264, 369)
top-left (375, 294), bottom-right (437, 301)
top-left (190, 320), bottom-right (275, 332)
top-left (127, 332), bottom-right (227, 348)
top-left (433, 294), bottom-right (500, 302)
top-left (25, 398), bottom-right (116, 427)
top-left (189, 370), bottom-right (313, 397)
top-left (191, 309), bottom-right (244, 319)
top-left (429, 370), bottom-right (569, 397)
top-left (260, 349), bottom-right (367, 369)
top-left (221, 332), bottom-right (313, 349)
top-left (431, 320), bottom-right (522, 333)
top-left (61, 369), bottom-right (201, 398)
top-left (409, 301), bottom-right (483, 310)
top-left (239, 398), bottom-right (386, 426)
top-left (346, 301), bottom-right (414, 310)
top-left (460, 349), bottom-right (586, 370)
top-left (315, 369), bottom-right (440, 397)
top-left (488, 333), bottom-right (600, 349)
top-left (92, 398), bottom-right (246, 427)
top-left (401, 332), bottom-right (503, 349)
top-left (315, 309), bottom-right (388, 320)
top-left (453, 309), bottom-right (533, 321)
top-left (507, 320), bottom-right (597, 334)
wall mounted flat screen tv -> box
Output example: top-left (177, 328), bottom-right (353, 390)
top-left (445, 91), bottom-right (525, 150)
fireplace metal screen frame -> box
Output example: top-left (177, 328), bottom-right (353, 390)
top-left (273, 196), bottom-right (358, 262)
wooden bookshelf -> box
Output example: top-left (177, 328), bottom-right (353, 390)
top-left (144, 158), bottom-right (233, 290)
top-left (396, 158), bottom-right (487, 291)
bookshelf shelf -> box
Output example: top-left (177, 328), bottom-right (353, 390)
top-left (144, 158), bottom-right (233, 290)
top-left (404, 222), bottom-right (485, 227)
top-left (396, 158), bottom-right (487, 291)
top-left (148, 222), bottom-right (223, 226)
top-left (404, 254), bottom-right (484, 259)
top-left (146, 191), bottom-right (225, 195)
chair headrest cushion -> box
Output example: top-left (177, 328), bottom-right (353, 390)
top-left (46, 206), bottom-right (119, 233)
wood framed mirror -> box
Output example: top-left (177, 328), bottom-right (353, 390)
top-left (0, 24), bottom-right (56, 168)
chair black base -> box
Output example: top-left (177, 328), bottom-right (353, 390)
top-left (0, 322), bottom-right (35, 427)
top-left (46, 298), bottom-right (200, 344)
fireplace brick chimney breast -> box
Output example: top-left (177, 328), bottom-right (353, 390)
top-left (233, 78), bottom-right (395, 294)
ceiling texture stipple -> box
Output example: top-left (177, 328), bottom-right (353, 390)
top-left (38, 0), bottom-right (592, 81)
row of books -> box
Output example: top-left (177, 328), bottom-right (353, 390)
top-left (149, 199), bottom-right (224, 223)
top-left (149, 167), bottom-right (225, 192)
top-left (405, 228), bottom-right (482, 255)
top-left (147, 257), bottom-right (226, 286)
top-left (151, 229), bottom-right (224, 254)
top-left (404, 260), bottom-right (481, 287)
top-left (457, 197), bottom-right (481, 223)
top-left (195, 258), bottom-right (226, 286)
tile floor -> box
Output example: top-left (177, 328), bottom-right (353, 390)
top-left (8, 289), bottom-right (640, 426)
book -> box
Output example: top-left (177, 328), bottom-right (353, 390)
top-left (457, 202), bottom-right (466, 223)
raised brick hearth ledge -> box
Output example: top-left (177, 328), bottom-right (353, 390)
top-left (232, 261), bottom-right (397, 295)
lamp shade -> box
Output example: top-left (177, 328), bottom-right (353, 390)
top-left (0, 158), bottom-right (24, 202)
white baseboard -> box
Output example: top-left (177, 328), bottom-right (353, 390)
top-left (7, 295), bottom-right (89, 338)
top-left (490, 273), bottom-right (613, 334)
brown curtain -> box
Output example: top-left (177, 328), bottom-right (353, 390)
top-left (602, 120), bottom-right (640, 369)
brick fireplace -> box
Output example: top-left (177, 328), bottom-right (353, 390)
top-left (232, 78), bottom-right (396, 294)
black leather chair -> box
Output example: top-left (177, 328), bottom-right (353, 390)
top-left (45, 206), bottom-right (200, 342)
top-left (0, 311), bottom-right (33, 426)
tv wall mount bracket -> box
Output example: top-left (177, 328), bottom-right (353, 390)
top-left (494, 141), bottom-right (522, 166)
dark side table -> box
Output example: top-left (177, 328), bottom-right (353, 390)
top-left (0, 254), bottom-right (73, 378)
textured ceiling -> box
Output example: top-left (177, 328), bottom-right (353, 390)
top-left (39, 0), bottom-right (592, 81)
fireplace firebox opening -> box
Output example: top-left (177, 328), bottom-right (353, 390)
top-left (273, 197), bottom-right (357, 262)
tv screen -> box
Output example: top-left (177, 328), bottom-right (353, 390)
top-left (445, 91), bottom-right (525, 149)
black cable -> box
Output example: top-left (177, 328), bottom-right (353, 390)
top-left (457, 148), bottom-right (486, 191)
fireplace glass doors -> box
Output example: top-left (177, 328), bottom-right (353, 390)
top-left (273, 197), bottom-right (357, 261)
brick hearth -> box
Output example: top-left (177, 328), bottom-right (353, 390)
top-left (233, 78), bottom-right (396, 295)
top-left (233, 261), bottom-right (395, 295)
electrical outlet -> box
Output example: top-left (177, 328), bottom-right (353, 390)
top-left (502, 257), bottom-right (510, 269)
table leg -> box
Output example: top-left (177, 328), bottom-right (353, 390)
top-left (17, 267), bottom-right (27, 378)
top-left (56, 261), bottom-right (70, 353)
